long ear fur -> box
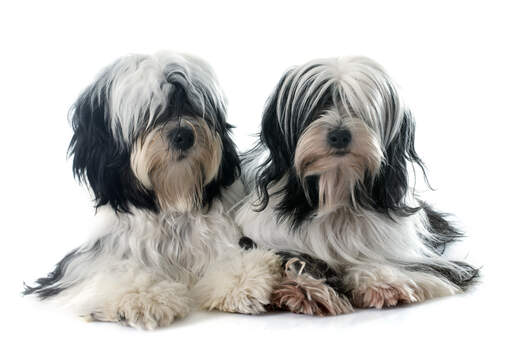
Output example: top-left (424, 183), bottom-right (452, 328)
top-left (356, 110), bottom-right (426, 216)
top-left (68, 74), bottom-right (157, 213)
top-left (217, 126), bottom-right (241, 187)
top-left (202, 123), bottom-right (241, 207)
top-left (252, 71), bottom-right (295, 211)
top-left (250, 69), bottom-right (332, 226)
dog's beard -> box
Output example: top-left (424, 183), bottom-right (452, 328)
top-left (294, 111), bottom-right (383, 213)
top-left (131, 117), bottom-right (223, 213)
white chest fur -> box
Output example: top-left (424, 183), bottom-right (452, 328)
top-left (236, 193), bottom-right (433, 271)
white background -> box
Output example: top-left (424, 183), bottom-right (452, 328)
top-left (1, 0), bottom-right (510, 345)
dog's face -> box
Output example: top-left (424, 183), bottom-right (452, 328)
top-left (254, 57), bottom-right (424, 226)
top-left (294, 108), bottom-right (383, 212)
top-left (69, 52), bottom-right (239, 213)
top-left (131, 116), bottom-right (224, 212)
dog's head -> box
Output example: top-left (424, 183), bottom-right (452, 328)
top-left (69, 52), bottom-right (240, 214)
top-left (253, 56), bottom-right (425, 226)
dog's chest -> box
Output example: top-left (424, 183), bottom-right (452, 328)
top-left (238, 201), bottom-right (370, 268)
top-left (150, 211), bottom-right (239, 276)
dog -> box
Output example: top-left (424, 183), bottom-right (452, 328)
top-left (236, 56), bottom-right (479, 315)
top-left (23, 52), bottom-right (282, 329)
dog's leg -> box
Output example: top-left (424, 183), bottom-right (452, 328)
top-left (270, 252), bottom-right (353, 316)
top-left (346, 263), bottom-right (461, 309)
top-left (192, 248), bottom-right (282, 314)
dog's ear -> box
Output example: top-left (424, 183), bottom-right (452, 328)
top-left (357, 109), bottom-right (426, 216)
top-left (68, 73), bottom-right (157, 213)
top-left (252, 70), bottom-right (324, 226)
top-left (217, 126), bottom-right (241, 187)
top-left (252, 70), bottom-right (296, 210)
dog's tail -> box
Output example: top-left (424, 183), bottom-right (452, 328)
top-left (23, 249), bottom-right (80, 299)
top-left (421, 202), bottom-right (465, 254)
top-left (23, 238), bottom-right (102, 299)
top-left (417, 202), bottom-right (480, 291)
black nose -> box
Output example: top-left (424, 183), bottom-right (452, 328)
top-left (327, 129), bottom-right (352, 149)
top-left (169, 127), bottom-right (195, 151)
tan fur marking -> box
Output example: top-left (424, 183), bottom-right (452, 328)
top-left (131, 117), bottom-right (222, 213)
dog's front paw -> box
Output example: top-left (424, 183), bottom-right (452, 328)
top-left (351, 283), bottom-right (419, 309)
top-left (89, 282), bottom-right (191, 329)
top-left (116, 291), bottom-right (189, 329)
top-left (194, 249), bottom-right (282, 314)
top-left (270, 258), bottom-right (353, 316)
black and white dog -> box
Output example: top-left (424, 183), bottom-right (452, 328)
top-left (24, 52), bottom-right (281, 329)
top-left (237, 56), bottom-right (479, 315)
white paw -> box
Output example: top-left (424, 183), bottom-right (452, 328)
top-left (88, 282), bottom-right (191, 330)
top-left (194, 249), bottom-right (282, 314)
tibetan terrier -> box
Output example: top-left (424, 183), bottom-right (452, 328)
top-left (24, 52), bottom-right (281, 329)
top-left (237, 56), bottom-right (479, 315)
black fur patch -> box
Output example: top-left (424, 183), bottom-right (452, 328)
top-left (239, 236), bottom-right (257, 250)
top-left (274, 175), bottom-right (319, 229)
